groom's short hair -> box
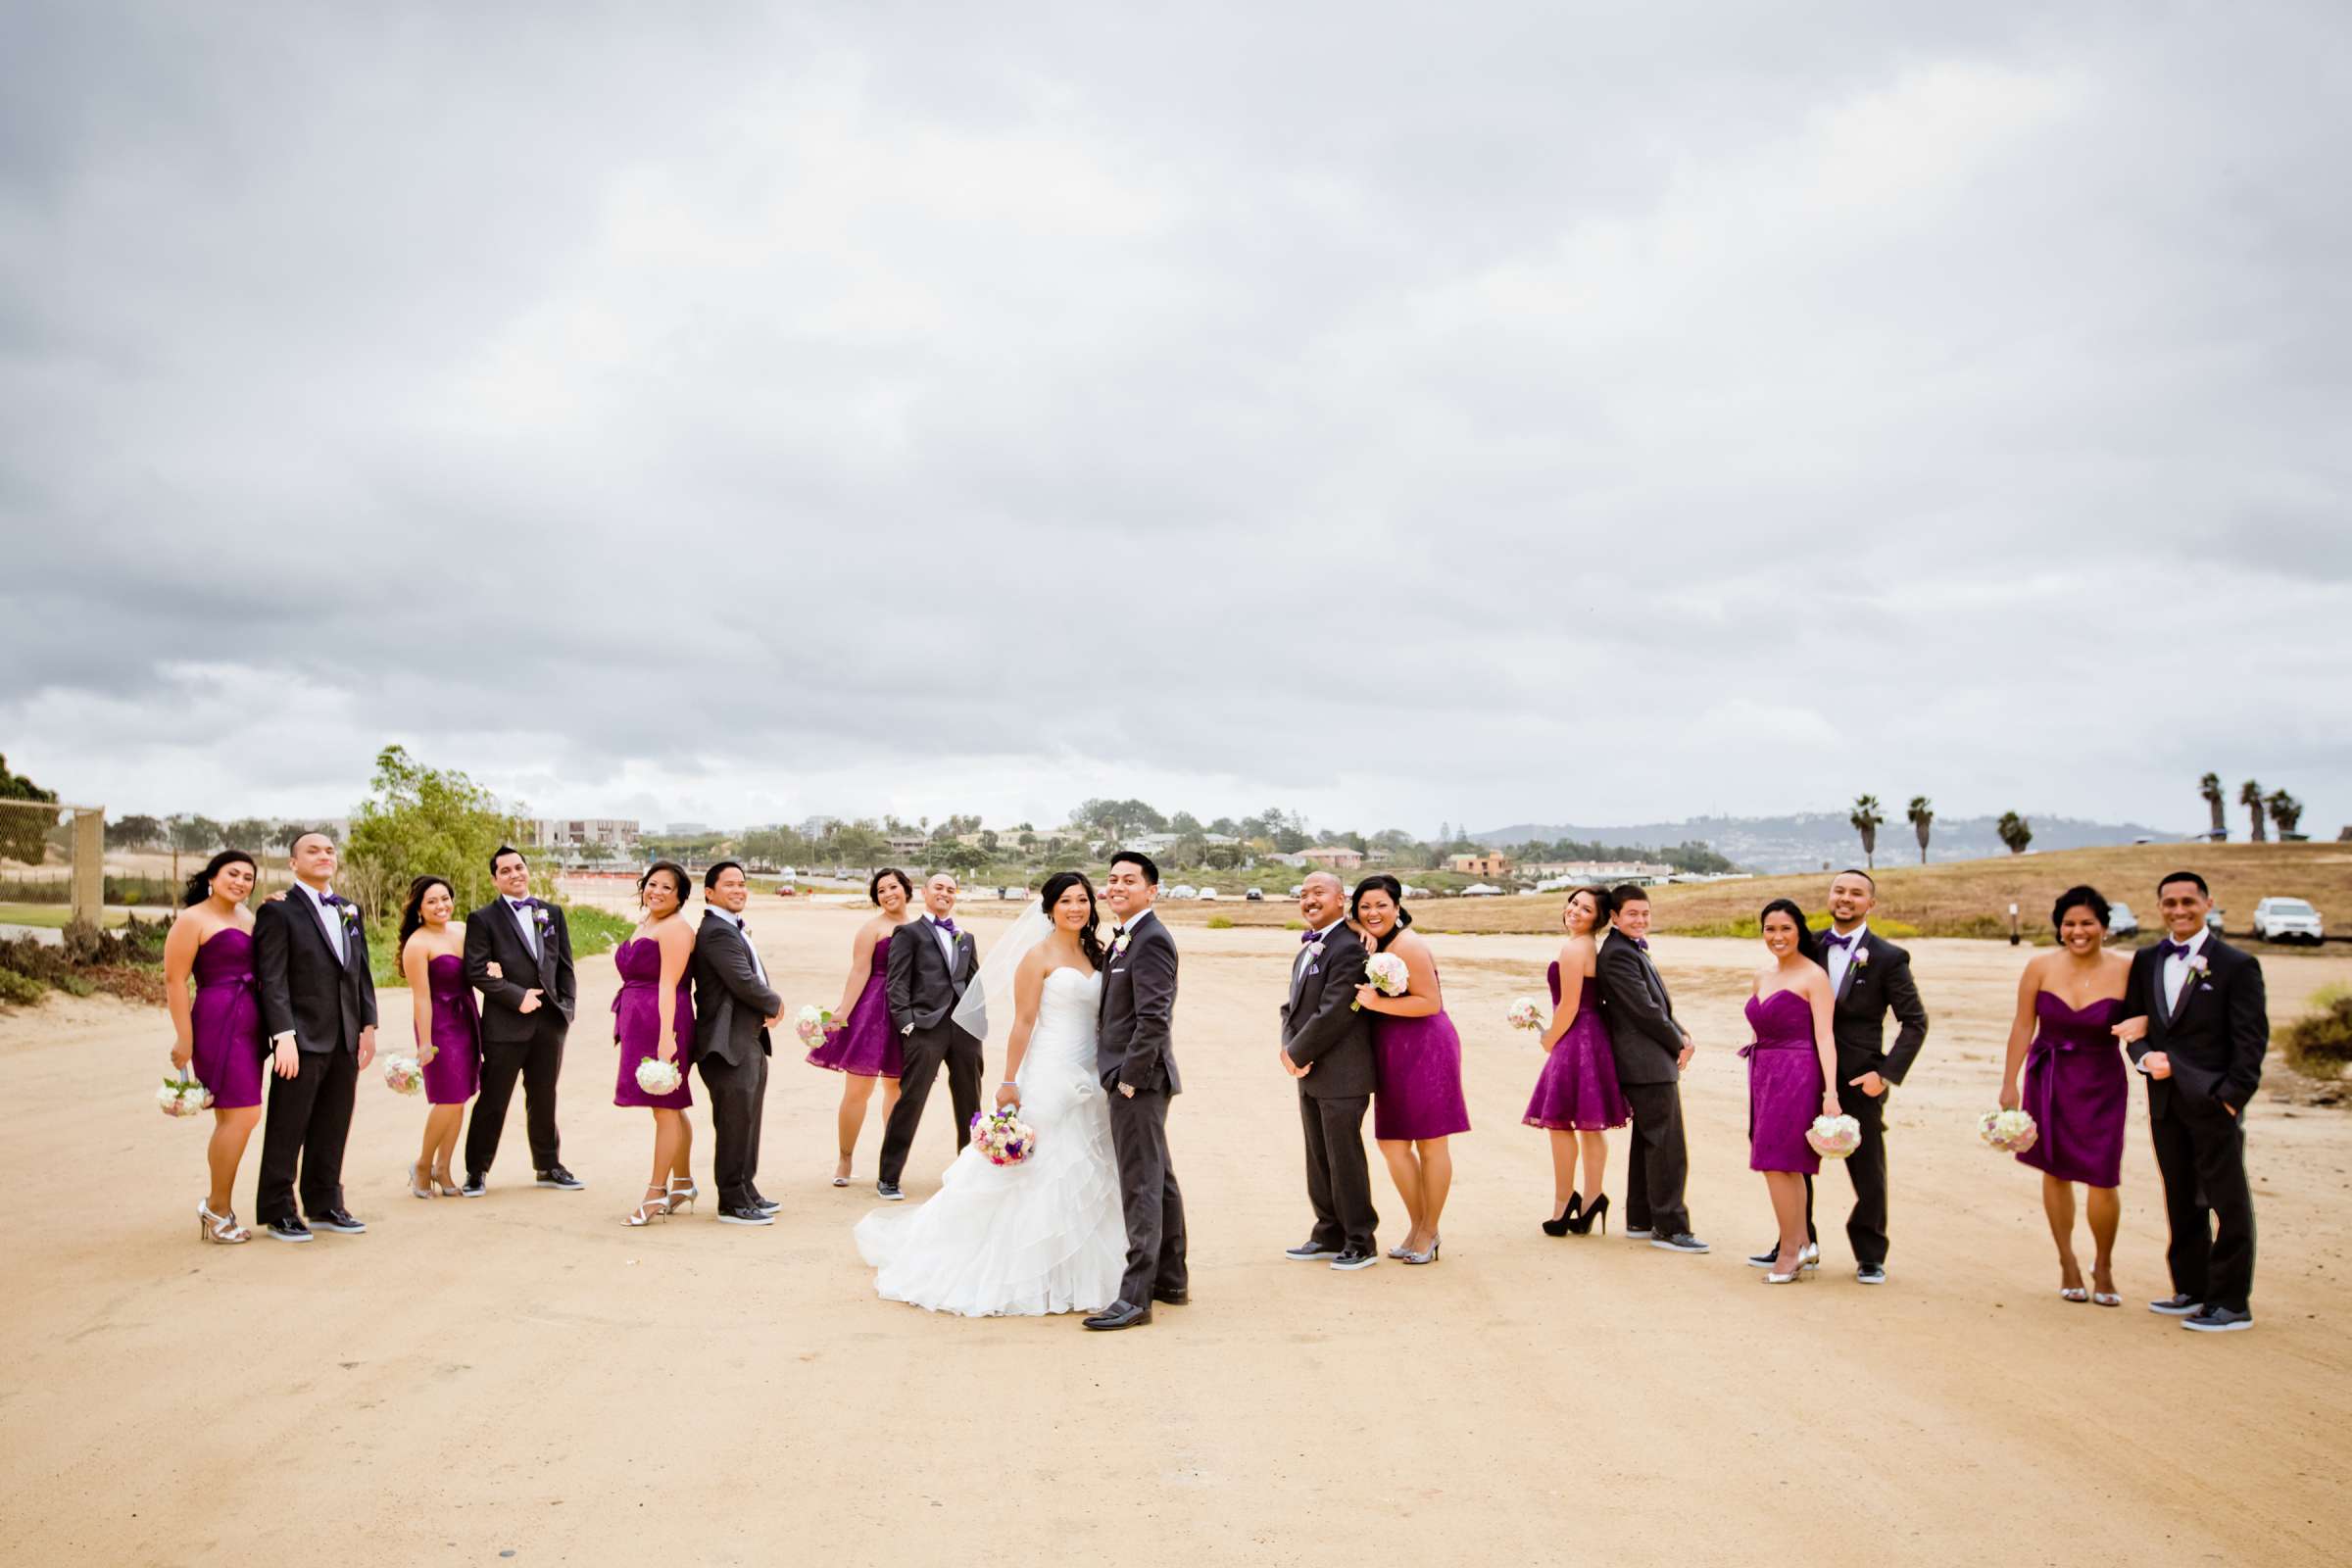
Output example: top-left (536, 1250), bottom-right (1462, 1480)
top-left (490, 845), bottom-right (525, 873)
top-left (1608, 884), bottom-right (1647, 909)
top-left (704, 859), bottom-right (745, 889)
top-left (2158, 869), bottom-right (2210, 898)
top-left (1109, 849), bottom-right (1160, 886)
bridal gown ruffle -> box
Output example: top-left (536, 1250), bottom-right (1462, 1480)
top-left (855, 967), bottom-right (1124, 1316)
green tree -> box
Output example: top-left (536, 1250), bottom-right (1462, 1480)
top-left (222, 816), bottom-right (274, 852)
top-left (2265, 789), bottom-right (2303, 839)
top-left (579, 840), bottom-right (617, 867)
top-left (107, 812), bottom-right (165, 851)
top-left (1849, 794), bottom-right (1885, 869)
top-left (979, 829), bottom-right (1000, 855)
top-left (1169, 810), bottom-right (1203, 836)
top-left (342, 745), bottom-right (524, 920)
top-left (1997, 811), bottom-right (2033, 855)
top-left (167, 813), bottom-right (225, 882)
top-left (2199, 772), bottom-right (2226, 840)
top-left (0, 754), bottom-right (59, 863)
top-left (2239, 778), bottom-right (2266, 842)
top-left (1906, 796), bottom-right (1934, 864)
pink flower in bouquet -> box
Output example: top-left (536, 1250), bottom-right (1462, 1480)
top-left (635, 1057), bottom-right (682, 1097)
top-left (1806, 1114), bottom-right (1862, 1158)
top-left (793, 1005), bottom-right (832, 1047)
top-left (1978, 1108), bottom-right (2038, 1153)
top-left (382, 1055), bottom-right (424, 1096)
top-left (1506, 997), bottom-right (1545, 1032)
top-left (1354, 953), bottom-right (1408, 1011)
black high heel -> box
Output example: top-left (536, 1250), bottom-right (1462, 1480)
top-left (1542, 1194), bottom-right (1583, 1238)
top-left (1568, 1194), bottom-right (1610, 1235)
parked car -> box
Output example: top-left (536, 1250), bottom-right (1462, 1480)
top-left (1199, 887), bottom-right (1221, 902)
top-left (1288, 884), bottom-right (1305, 899)
top-left (2106, 901), bottom-right (2138, 939)
top-left (1167, 884), bottom-right (1200, 901)
top-left (2252, 897), bottom-right (2325, 944)
top-left (1244, 888), bottom-right (1264, 901)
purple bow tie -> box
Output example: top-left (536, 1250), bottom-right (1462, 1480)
top-left (1300, 930), bottom-right (1322, 946)
top-left (1632, 936), bottom-right (1649, 951)
top-left (321, 894), bottom-right (344, 907)
top-left (935, 919), bottom-right (957, 936)
top-left (1823, 932), bottom-right (1853, 950)
top-left (736, 919), bottom-right (751, 938)
top-left (2158, 939), bottom-right (2192, 959)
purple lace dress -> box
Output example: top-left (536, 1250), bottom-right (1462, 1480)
top-left (1742, 988), bottom-right (1825, 1174)
top-left (2016, 993), bottom-right (2128, 1188)
top-left (612, 936), bottom-right (694, 1108)
top-left (806, 936), bottom-right (904, 1078)
top-left (1523, 962), bottom-right (1629, 1131)
top-left (1372, 961), bottom-right (1471, 1141)
top-left (190, 927), bottom-right (265, 1109)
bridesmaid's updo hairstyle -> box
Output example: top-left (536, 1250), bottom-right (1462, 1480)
top-left (639, 859), bottom-right (691, 910)
top-left (2051, 885), bottom-right (2111, 932)
top-left (870, 867), bottom-right (913, 905)
top-left (1038, 869), bottom-right (1108, 971)
top-left (183, 849), bottom-right (257, 907)
top-left (397, 875), bottom-right (454, 956)
top-left (1759, 898), bottom-right (1824, 966)
top-left (1349, 873), bottom-right (1414, 951)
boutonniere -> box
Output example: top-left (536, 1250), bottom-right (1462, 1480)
top-left (2186, 953), bottom-right (2210, 978)
top-left (1850, 948), bottom-right (1870, 969)
top-left (1305, 939), bottom-right (1327, 959)
top-left (532, 905), bottom-right (553, 928)
top-left (1111, 934), bottom-right (1131, 958)
top-left (336, 902), bottom-right (361, 927)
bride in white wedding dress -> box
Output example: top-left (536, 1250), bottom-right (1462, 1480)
top-left (854, 873), bottom-right (1126, 1316)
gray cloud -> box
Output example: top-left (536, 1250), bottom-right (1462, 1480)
top-left (4, 2), bottom-right (2348, 836)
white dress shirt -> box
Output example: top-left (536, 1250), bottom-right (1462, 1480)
top-left (2162, 926), bottom-right (2211, 1013)
top-left (1294, 915), bottom-right (1348, 985)
top-left (1113, 906), bottom-right (1158, 952)
top-left (1824, 920), bottom-right (1867, 993)
top-left (927, 914), bottom-right (959, 970)
top-left (708, 907), bottom-right (768, 985)
top-left (299, 882), bottom-right (345, 964)
top-left (507, 896), bottom-right (540, 960)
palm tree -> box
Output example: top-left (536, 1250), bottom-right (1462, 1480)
top-left (2198, 772), bottom-right (2226, 840)
top-left (1849, 794), bottom-right (1885, 869)
top-left (2239, 779), bottom-right (2267, 842)
top-left (2266, 789), bottom-right (2303, 839)
top-left (1997, 811), bottom-right (2033, 855)
top-left (1906, 796), bottom-right (1934, 864)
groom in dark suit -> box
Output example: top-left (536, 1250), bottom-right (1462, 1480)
top-left (252, 831), bottom-right (377, 1243)
top-left (1086, 850), bottom-right (1187, 1330)
top-left (461, 845), bottom-right (581, 1195)
top-left (1279, 872), bottom-right (1379, 1270)
top-left (1595, 886), bottom-right (1706, 1254)
top-left (694, 860), bottom-right (784, 1226)
top-left (2116, 870), bottom-right (2268, 1333)
top-left (876, 871), bottom-right (982, 1201)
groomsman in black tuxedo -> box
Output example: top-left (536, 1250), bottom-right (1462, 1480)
top-left (695, 860), bottom-right (785, 1226)
top-left (1594, 887), bottom-right (1706, 1253)
top-left (461, 845), bottom-right (582, 1195)
top-left (875, 871), bottom-right (981, 1202)
top-left (1086, 850), bottom-right (1187, 1330)
top-left (252, 831), bottom-right (377, 1243)
top-left (1279, 872), bottom-right (1379, 1271)
top-left (1755, 869), bottom-right (1929, 1284)
top-left (2116, 870), bottom-right (2268, 1333)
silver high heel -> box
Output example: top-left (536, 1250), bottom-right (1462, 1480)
top-left (1765, 1250), bottom-right (1806, 1284)
top-left (663, 1175), bottom-right (698, 1215)
top-left (1403, 1234), bottom-right (1443, 1265)
top-left (429, 1164), bottom-right (462, 1198)
top-left (407, 1161), bottom-right (434, 1200)
top-left (198, 1200), bottom-right (251, 1244)
top-left (624, 1184), bottom-right (672, 1227)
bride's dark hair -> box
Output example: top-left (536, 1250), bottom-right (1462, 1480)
top-left (1759, 898), bottom-right (1823, 966)
top-left (1039, 869), bottom-right (1107, 971)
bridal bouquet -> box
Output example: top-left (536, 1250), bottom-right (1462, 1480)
top-left (1806, 1114), bottom-right (1862, 1158)
top-left (157, 1070), bottom-right (213, 1118)
top-left (382, 1055), bottom-right (424, 1096)
top-left (1354, 953), bottom-right (1409, 1011)
top-left (1506, 997), bottom-right (1546, 1033)
top-left (1979, 1107), bottom-right (2038, 1153)
top-left (793, 1004), bottom-right (833, 1047)
top-left (969, 1108), bottom-right (1037, 1166)
top-left (635, 1056), bottom-right (682, 1097)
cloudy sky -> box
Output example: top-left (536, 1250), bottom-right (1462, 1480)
top-left (4, 2), bottom-right (2346, 841)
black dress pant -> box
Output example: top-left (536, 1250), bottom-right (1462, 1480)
top-left (698, 1050), bottom-right (769, 1210)
top-left (2149, 1089), bottom-right (2256, 1312)
top-left (877, 1023), bottom-right (981, 1187)
top-left (1298, 1088), bottom-right (1377, 1254)
top-left (1802, 1081), bottom-right (1889, 1263)
top-left (1620, 1079), bottom-right (1690, 1238)
top-left (256, 1046), bottom-right (358, 1224)
top-left (1109, 1086), bottom-right (1188, 1306)
top-left (465, 1020), bottom-right (565, 1177)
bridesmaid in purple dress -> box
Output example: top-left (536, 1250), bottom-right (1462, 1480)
top-left (612, 860), bottom-right (698, 1226)
top-left (808, 867), bottom-right (912, 1185)
top-left (1526, 886), bottom-right (1630, 1237)
top-left (2000, 885), bottom-right (2132, 1306)
top-left (1746, 901), bottom-right (1840, 1283)
top-left (165, 851), bottom-right (267, 1244)
top-left (398, 876), bottom-right (481, 1200)
top-left (1351, 875), bottom-right (1468, 1265)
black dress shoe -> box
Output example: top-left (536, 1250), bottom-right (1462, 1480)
top-left (1284, 1241), bottom-right (1342, 1261)
top-left (2148, 1293), bottom-right (2203, 1316)
top-left (715, 1204), bottom-right (774, 1226)
top-left (264, 1215), bottom-right (314, 1243)
top-left (1083, 1300), bottom-right (1152, 1331)
top-left (310, 1208), bottom-right (367, 1234)
top-left (1151, 1287), bottom-right (1190, 1305)
top-left (460, 1172), bottom-right (487, 1198)
top-left (1328, 1248), bottom-right (1378, 1271)
top-left (876, 1182), bottom-right (905, 1201)
top-left (535, 1164), bottom-right (585, 1191)
top-left (2181, 1304), bottom-right (2253, 1333)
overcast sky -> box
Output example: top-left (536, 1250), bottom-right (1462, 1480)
top-left (4, 3), bottom-right (2346, 841)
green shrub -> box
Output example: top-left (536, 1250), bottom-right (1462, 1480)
top-left (1204, 915), bottom-right (1235, 930)
top-left (0, 967), bottom-right (45, 1006)
top-left (2280, 986), bottom-right (2352, 1080)
top-left (565, 906), bottom-right (634, 957)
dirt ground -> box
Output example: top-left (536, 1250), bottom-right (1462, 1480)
top-left (4, 906), bottom-right (2348, 1567)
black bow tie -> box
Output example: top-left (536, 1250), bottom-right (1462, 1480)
top-left (1112, 926), bottom-right (1127, 940)
top-left (2158, 939), bottom-right (2193, 959)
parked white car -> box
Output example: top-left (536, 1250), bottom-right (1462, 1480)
top-left (2107, 901), bottom-right (2139, 940)
top-left (1166, 884), bottom-right (1199, 901)
top-left (1199, 887), bottom-right (1221, 902)
top-left (2252, 898), bottom-right (2325, 944)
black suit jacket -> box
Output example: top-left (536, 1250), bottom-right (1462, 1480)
top-left (1280, 923), bottom-right (1374, 1100)
top-left (1098, 910), bottom-right (1180, 1094)
top-left (1596, 932), bottom-right (1684, 1086)
top-left (691, 913), bottom-right (782, 1069)
top-left (1826, 929), bottom-right (1929, 1084)
top-left (255, 888), bottom-right (377, 1053)
top-left (464, 897), bottom-right (577, 1046)
top-left (2116, 935), bottom-right (2267, 1113)
top-left (887, 917), bottom-right (977, 1035)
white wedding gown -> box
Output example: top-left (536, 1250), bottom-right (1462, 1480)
top-left (855, 967), bottom-right (1126, 1316)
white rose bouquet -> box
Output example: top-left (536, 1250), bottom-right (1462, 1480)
top-left (1806, 1114), bottom-right (1862, 1158)
top-left (1506, 997), bottom-right (1546, 1033)
top-left (794, 1004), bottom-right (833, 1047)
top-left (1979, 1107), bottom-right (2038, 1153)
top-left (635, 1056), bottom-right (682, 1097)
top-left (1354, 953), bottom-right (1409, 1011)
top-left (382, 1055), bottom-right (424, 1096)
top-left (157, 1070), bottom-right (213, 1119)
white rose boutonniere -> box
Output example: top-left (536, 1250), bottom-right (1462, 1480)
top-left (1850, 947), bottom-right (1870, 970)
top-left (1111, 933), bottom-right (1132, 959)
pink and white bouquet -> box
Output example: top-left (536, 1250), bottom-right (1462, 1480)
top-left (1506, 997), bottom-right (1546, 1033)
top-left (158, 1070), bottom-right (213, 1119)
top-left (794, 1004), bottom-right (833, 1047)
top-left (1979, 1108), bottom-right (2038, 1153)
top-left (1354, 953), bottom-right (1409, 1011)
top-left (382, 1055), bottom-right (424, 1096)
top-left (1806, 1114), bottom-right (1862, 1158)
top-left (635, 1056), bottom-right (682, 1097)
top-left (969, 1107), bottom-right (1037, 1166)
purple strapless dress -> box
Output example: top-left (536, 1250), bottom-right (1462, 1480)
top-left (806, 938), bottom-right (903, 1078)
top-left (1373, 965), bottom-right (1471, 1141)
top-left (1743, 988), bottom-right (1825, 1174)
top-left (190, 927), bottom-right (265, 1109)
top-left (612, 937), bottom-right (694, 1108)
top-left (2017, 993), bottom-right (2128, 1189)
top-left (1523, 963), bottom-right (1630, 1131)
top-left (417, 953), bottom-right (481, 1105)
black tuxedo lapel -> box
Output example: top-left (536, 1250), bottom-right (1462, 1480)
top-left (2167, 949), bottom-right (2208, 1030)
top-left (1835, 944), bottom-right (1862, 1006)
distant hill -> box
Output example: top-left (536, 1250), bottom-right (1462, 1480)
top-left (1473, 811), bottom-right (2183, 875)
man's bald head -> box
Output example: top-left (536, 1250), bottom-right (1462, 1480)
top-left (1298, 870), bottom-right (1347, 928)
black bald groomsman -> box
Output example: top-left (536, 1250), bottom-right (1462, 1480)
top-left (462, 845), bottom-right (582, 1195)
top-left (1759, 868), bottom-right (1929, 1284)
top-left (1279, 872), bottom-right (1380, 1271)
top-left (253, 831), bottom-right (377, 1243)
top-left (2117, 870), bottom-right (2267, 1333)
top-left (876, 871), bottom-right (982, 1202)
